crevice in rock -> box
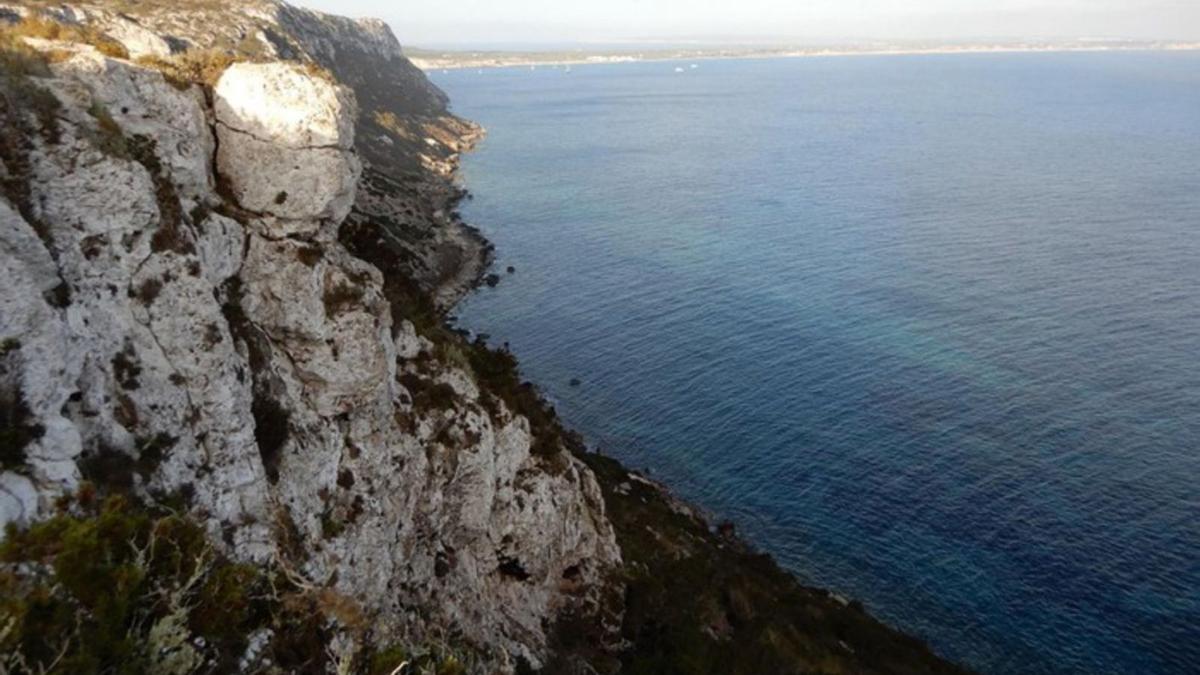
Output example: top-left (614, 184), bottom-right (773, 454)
top-left (214, 119), bottom-right (347, 152)
top-left (0, 84), bottom-right (72, 297)
top-left (218, 274), bottom-right (309, 481)
top-left (251, 393), bottom-right (289, 484)
top-left (133, 302), bottom-right (210, 457)
top-left (497, 556), bottom-right (532, 582)
top-left (1, 342), bottom-right (45, 472)
top-left (127, 134), bottom-right (196, 256)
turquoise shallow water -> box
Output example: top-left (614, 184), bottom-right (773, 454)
top-left (429, 53), bottom-right (1200, 674)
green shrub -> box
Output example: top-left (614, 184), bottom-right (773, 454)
top-left (462, 339), bottom-right (570, 459)
top-left (365, 642), bottom-right (469, 675)
top-left (0, 338), bottom-right (19, 356)
top-left (0, 491), bottom-right (420, 674)
top-left (398, 372), bottom-right (458, 412)
top-left (0, 494), bottom-right (262, 673)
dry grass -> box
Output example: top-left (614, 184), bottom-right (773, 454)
top-left (103, 0), bottom-right (239, 14)
top-left (4, 13), bottom-right (334, 92)
top-left (2, 16), bottom-right (129, 59)
top-left (298, 59), bottom-right (335, 83)
top-left (86, 101), bottom-right (130, 158)
top-left (133, 51), bottom-right (330, 90)
top-left (372, 108), bottom-right (417, 140)
top-left (0, 27), bottom-right (62, 145)
top-left (0, 29), bottom-right (52, 78)
top-left (135, 50), bottom-right (239, 89)
top-left (14, 0), bottom-right (234, 13)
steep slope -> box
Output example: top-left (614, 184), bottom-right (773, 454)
top-left (7, 0), bottom-right (490, 308)
top-left (1, 4), bottom-right (971, 674)
top-left (0, 14), bottom-right (617, 673)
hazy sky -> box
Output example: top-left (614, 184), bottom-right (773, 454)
top-left (294, 0), bottom-right (1200, 46)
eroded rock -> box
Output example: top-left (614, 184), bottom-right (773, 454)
top-left (214, 61), bottom-right (360, 225)
top-left (0, 20), bottom-right (620, 672)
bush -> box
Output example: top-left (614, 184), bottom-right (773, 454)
top-left (134, 50), bottom-right (333, 91)
top-left (398, 372), bottom-right (458, 413)
top-left (462, 339), bottom-right (570, 459)
top-left (0, 494), bottom-right (265, 673)
top-left (366, 642), bottom-right (469, 675)
top-left (0, 490), bottom-right (445, 674)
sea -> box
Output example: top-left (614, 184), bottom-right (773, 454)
top-left (429, 52), bottom-right (1200, 674)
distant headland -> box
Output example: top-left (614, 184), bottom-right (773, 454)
top-left (408, 39), bottom-right (1200, 70)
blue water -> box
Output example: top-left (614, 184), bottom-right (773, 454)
top-left (429, 53), bottom-right (1200, 674)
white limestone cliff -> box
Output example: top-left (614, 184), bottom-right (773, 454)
top-left (0, 32), bottom-right (619, 672)
top-left (1, 0), bottom-right (487, 306)
top-left (215, 62), bottom-right (361, 226)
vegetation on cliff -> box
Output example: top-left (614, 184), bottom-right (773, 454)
top-left (580, 454), bottom-right (971, 674)
top-left (334, 226), bottom-right (970, 672)
top-left (0, 3), bottom-right (968, 673)
top-left (0, 488), bottom-right (470, 674)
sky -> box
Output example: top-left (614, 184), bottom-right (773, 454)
top-left (293, 0), bottom-right (1200, 47)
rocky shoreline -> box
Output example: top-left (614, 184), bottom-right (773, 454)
top-left (428, 61), bottom-right (972, 675)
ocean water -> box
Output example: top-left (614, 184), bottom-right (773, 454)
top-left (429, 53), bottom-right (1200, 674)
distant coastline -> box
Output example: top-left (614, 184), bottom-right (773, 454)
top-left (409, 40), bottom-right (1200, 70)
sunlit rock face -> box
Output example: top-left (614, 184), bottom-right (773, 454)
top-left (0, 42), bottom-right (273, 555)
top-left (0, 14), bottom-right (619, 671)
top-left (214, 62), bottom-right (360, 226)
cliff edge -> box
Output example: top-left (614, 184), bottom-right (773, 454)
top-left (0, 6), bottom-right (615, 671)
top-left (0, 3), bottom-right (969, 674)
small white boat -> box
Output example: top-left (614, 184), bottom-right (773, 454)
top-left (690, 63), bottom-right (698, 69)
top-left (674, 66), bottom-right (684, 73)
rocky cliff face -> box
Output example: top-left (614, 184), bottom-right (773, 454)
top-left (5, 0), bottom-right (489, 308)
top-left (0, 7), bottom-right (617, 671)
top-left (1, 4), bottom-right (974, 675)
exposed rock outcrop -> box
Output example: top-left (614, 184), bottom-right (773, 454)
top-left (215, 61), bottom-right (360, 225)
top-left (1, 5), bottom-right (971, 675)
top-left (0, 0), bottom-right (490, 307)
top-left (0, 20), bottom-right (618, 672)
